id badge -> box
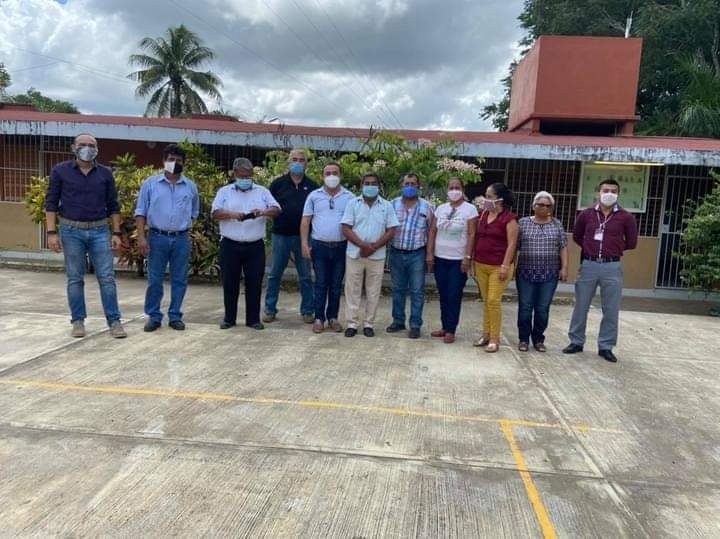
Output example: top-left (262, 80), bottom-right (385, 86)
top-left (594, 228), bottom-right (604, 242)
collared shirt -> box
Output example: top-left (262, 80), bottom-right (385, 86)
top-left (573, 204), bottom-right (638, 259)
top-left (269, 173), bottom-right (318, 236)
top-left (134, 173), bottom-right (200, 231)
top-left (302, 187), bottom-right (355, 242)
top-left (211, 183), bottom-right (280, 242)
top-left (341, 195), bottom-right (400, 260)
top-left (45, 160), bottom-right (120, 220)
top-left (390, 196), bottom-right (434, 250)
top-left (517, 217), bottom-right (568, 282)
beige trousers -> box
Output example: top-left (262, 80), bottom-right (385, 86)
top-left (344, 256), bottom-right (385, 329)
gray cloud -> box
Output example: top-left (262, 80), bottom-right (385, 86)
top-left (1, 0), bottom-right (523, 129)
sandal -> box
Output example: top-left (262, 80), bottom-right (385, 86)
top-left (518, 342), bottom-right (529, 352)
top-left (473, 336), bottom-right (490, 347)
top-left (431, 329), bottom-right (446, 338)
top-left (486, 342), bottom-right (499, 353)
top-left (533, 343), bottom-right (546, 353)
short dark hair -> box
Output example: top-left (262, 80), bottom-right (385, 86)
top-left (597, 178), bottom-right (620, 191)
top-left (403, 172), bottom-right (420, 185)
top-left (448, 176), bottom-right (464, 188)
top-left (489, 182), bottom-right (516, 208)
top-left (324, 161), bottom-right (343, 174)
top-left (163, 144), bottom-right (186, 161)
top-left (361, 172), bottom-right (381, 184)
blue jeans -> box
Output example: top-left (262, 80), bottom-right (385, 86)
top-left (145, 231), bottom-right (191, 323)
top-left (389, 247), bottom-right (427, 329)
top-left (264, 234), bottom-right (314, 316)
top-left (434, 257), bottom-right (467, 334)
top-left (516, 275), bottom-right (559, 344)
top-left (60, 224), bottom-right (121, 325)
top-left (311, 239), bottom-right (347, 322)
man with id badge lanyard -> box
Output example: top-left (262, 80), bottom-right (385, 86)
top-left (563, 179), bottom-right (638, 362)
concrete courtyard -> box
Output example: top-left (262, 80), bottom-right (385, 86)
top-left (0, 266), bottom-right (718, 537)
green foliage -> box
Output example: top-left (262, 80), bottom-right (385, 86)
top-left (10, 88), bottom-right (79, 113)
top-left (0, 62), bottom-right (10, 98)
top-left (678, 172), bottom-right (720, 295)
top-left (24, 176), bottom-right (49, 223)
top-left (128, 24), bottom-right (223, 117)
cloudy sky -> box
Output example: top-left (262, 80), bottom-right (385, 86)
top-left (0, 0), bottom-right (524, 131)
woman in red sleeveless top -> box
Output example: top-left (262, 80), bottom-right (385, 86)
top-left (472, 183), bottom-right (518, 353)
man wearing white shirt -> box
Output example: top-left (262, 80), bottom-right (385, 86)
top-left (211, 158), bottom-right (281, 330)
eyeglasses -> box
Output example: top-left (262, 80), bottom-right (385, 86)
top-left (534, 203), bottom-right (553, 208)
top-left (329, 198), bottom-right (335, 210)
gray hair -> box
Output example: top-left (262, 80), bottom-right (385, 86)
top-left (232, 157), bottom-right (253, 171)
top-left (533, 191), bottom-right (555, 206)
top-left (288, 148), bottom-right (306, 161)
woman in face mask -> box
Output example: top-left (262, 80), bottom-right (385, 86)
top-left (472, 182), bottom-right (519, 353)
top-left (427, 178), bottom-right (479, 344)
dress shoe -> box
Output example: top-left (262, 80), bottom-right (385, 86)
top-left (261, 312), bottom-right (276, 323)
top-left (328, 319), bottom-right (343, 332)
top-left (144, 320), bottom-right (162, 332)
top-left (363, 327), bottom-right (375, 337)
top-left (248, 322), bottom-right (265, 330)
top-left (219, 321), bottom-right (236, 329)
top-left (562, 343), bottom-right (584, 354)
top-left (534, 342), bottom-right (547, 352)
top-left (598, 349), bottom-right (618, 363)
top-left (386, 322), bottom-right (406, 333)
top-left (168, 320), bottom-right (185, 330)
top-left (302, 313), bottom-right (315, 324)
top-left (408, 328), bottom-right (421, 339)
top-left (442, 333), bottom-right (455, 344)
top-left (344, 328), bottom-right (357, 337)
top-left (430, 329), bottom-right (446, 338)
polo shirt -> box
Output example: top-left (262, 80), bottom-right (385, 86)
top-left (269, 173), bottom-right (318, 235)
top-left (211, 183), bottom-right (280, 242)
top-left (134, 173), bottom-right (200, 232)
top-left (341, 195), bottom-right (400, 260)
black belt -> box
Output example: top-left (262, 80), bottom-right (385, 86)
top-left (392, 246), bottom-right (426, 253)
top-left (313, 239), bottom-right (347, 248)
top-left (150, 228), bottom-right (188, 236)
top-left (222, 237), bottom-right (264, 245)
top-left (582, 254), bottom-right (620, 263)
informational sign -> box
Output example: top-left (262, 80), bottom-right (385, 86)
top-left (578, 162), bottom-right (650, 213)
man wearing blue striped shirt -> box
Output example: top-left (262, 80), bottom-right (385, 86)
top-left (135, 144), bottom-right (200, 332)
top-left (386, 173), bottom-right (435, 339)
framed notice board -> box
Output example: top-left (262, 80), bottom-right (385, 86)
top-left (578, 162), bottom-right (650, 213)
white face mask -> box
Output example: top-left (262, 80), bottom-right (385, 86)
top-left (600, 192), bottom-right (618, 206)
top-left (447, 189), bottom-right (463, 202)
top-left (324, 175), bottom-right (340, 189)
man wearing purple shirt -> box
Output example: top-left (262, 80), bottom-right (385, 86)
top-left (563, 179), bottom-right (638, 363)
top-left (45, 133), bottom-right (126, 339)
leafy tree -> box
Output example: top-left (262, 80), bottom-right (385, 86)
top-left (10, 88), bottom-right (79, 113)
top-left (128, 25), bottom-right (222, 117)
top-left (678, 172), bottom-right (720, 301)
top-left (0, 62), bottom-right (10, 99)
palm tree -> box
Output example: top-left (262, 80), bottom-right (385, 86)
top-left (676, 54), bottom-right (720, 138)
top-left (128, 25), bottom-right (222, 117)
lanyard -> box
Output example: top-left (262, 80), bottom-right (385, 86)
top-left (595, 210), bottom-right (613, 257)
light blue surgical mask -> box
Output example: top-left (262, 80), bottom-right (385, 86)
top-left (235, 178), bottom-right (253, 191)
top-left (289, 162), bottom-right (305, 175)
top-left (362, 185), bottom-right (379, 198)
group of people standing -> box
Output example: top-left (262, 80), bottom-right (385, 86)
top-left (45, 135), bottom-right (637, 363)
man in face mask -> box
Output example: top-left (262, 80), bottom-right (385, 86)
top-left (386, 173), bottom-right (435, 339)
top-left (300, 162), bottom-right (354, 333)
top-left (211, 157), bottom-right (281, 330)
top-left (44, 133), bottom-right (127, 339)
top-left (263, 149), bottom-right (318, 325)
top-left (340, 173), bottom-right (399, 337)
top-left (134, 144), bottom-right (200, 332)
top-left (563, 179), bottom-right (638, 363)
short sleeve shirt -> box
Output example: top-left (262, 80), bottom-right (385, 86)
top-left (434, 201), bottom-right (479, 260)
top-left (341, 196), bottom-right (400, 260)
top-left (211, 184), bottom-right (280, 242)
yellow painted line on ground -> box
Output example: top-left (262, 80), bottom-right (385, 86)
top-left (500, 420), bottom-right (558, 539)
top-left (0, 379), bottom-right (622, 434)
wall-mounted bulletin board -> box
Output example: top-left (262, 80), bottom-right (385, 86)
top-left (578, 162), bottom-right (650, 213)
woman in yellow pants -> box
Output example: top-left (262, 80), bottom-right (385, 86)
top-left (472, 183), bottom-right (518, 352)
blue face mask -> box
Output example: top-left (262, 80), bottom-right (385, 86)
top-left (235, 178), bottom-right (253, 191)
top-left (401, 185), bottom-right (418, 198)
top-left (289, 162), bottom-right (305, 175)
top-left (362, 185), bottom-right (379, 198)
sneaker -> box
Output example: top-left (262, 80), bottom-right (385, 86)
top-left (71, 320), bottom-right (85, 338)
top-left (262, 312), bottom-right (276, 323)
top-left (302, 313), bottom-right (315, 324)
top-left (144, 320), bottom-right (161, 332)
top-left (312, 319), bottom-right (324, 333)
top-left (109, 320), bottom-right (127, 339)
top-left (328, 319), bottom-right (343, 332)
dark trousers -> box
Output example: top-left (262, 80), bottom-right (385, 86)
top-left (220, 238), bottom-right (265, 326)
top-left (310, 239), bottom-right (347, 322)
top-left (434, 256), bottom-right (468, 334)
top-left (516, 276), bottom-right (559, 345)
